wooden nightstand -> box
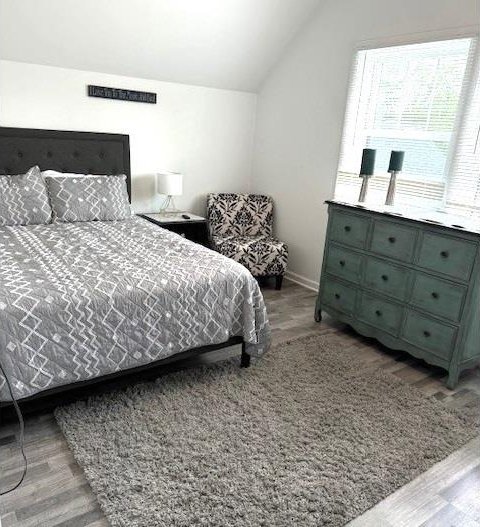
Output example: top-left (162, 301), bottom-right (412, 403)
top-left (139, 213), bottom-right (210, 248)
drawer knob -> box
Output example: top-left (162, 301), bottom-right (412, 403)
top-left (344, 225), bottom-right (351, 232)
top-left (375, 310), bottom-right (382, 317)
top-left (381, 274), bottom-right (388, 282)
top-left (334, 293), bottom-right (341, 300)
top-left (388, 236), bottom-right (396, 243)
top-left (431, 292), bottom-right (439, 299)
top-left (423, 330), bottom-right (431, 338)
top-left (339, 260), bottom-right (346, 267)
top-left (440, 250), bottom-right (449, 259)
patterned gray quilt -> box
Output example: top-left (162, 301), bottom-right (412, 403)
top-left (0, 217), bottom-right (270, 401)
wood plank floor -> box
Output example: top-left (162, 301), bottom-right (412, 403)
top-left (1, 280), bottom-right (479, 526)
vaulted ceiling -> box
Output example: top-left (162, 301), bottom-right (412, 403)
top-left (0, 0), bottom-right (321, 92)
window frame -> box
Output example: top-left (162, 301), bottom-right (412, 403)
top-left (332, 27), bottom-right (480, 216)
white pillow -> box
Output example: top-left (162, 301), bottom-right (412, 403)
top-left (41, 170), bottom-right (94, 178)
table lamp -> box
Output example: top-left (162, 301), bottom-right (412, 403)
top-left (358, 148), bottom-right (376, 202)
top-left (385, 150), bottom-right (405, 206)
top-left (157, 171), bottom-right (183, 215)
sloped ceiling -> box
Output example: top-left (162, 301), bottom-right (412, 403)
top-left (0, 0), bottom-right (321, 92)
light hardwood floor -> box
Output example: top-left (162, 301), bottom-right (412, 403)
top-left (0, 280), bottom-right (479, 527)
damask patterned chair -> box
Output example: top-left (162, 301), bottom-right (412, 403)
top-left (207, 193), bottom-right (288, 289)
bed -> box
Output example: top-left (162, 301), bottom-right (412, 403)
top-left (0, 127), bottom-right (270, 404)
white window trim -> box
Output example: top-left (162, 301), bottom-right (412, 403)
top-left (354, 25), bottom-right (479, 52)
top-left (443, 37), bottom-right (480, 210)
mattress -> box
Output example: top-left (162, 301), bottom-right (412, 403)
top-left (0, 217), bottom-right (270, 401)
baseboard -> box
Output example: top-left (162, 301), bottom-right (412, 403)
top-left (285, 271), bottom-right (319, 292)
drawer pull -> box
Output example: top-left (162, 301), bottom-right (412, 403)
top-left (431, 292), bottom-right (439, 299)
top-left (334, 293), bottom-right (341, 300)
top-left (344, 225), bottom-right (351, 232)
top-left (423, 330), bottom-right (431, 338)
top-left (339, 260), bottom-right (346, 267)
top-left (381, 274), bottom-right (388, 282)
top-left (375, 310), bottom-right (382, 317)
top-left (388, 236), bottom-right (396, 243)
top-left (440, 250), bottom-right (449, 259)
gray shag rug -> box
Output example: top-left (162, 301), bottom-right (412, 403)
top-left (55, 334), bottom-right (479, 527)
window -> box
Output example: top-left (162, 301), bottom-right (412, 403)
top-left (335, 36), bottom-right (480, 219)
top-left (447, 66), bottom-right (480, 215)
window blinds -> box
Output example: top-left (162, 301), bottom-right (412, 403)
top-left (446, 56), bottom-right (480, 217)
top-left (335, 36), bottom-right (480, 218)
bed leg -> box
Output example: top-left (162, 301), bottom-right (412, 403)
top-left (240, 342), bottom-right (251, 368)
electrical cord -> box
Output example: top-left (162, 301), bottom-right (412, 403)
top-left (0, 360), bottom-right (27, 495)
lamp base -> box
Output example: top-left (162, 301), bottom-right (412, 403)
top-left (358, 175), bottom-right (371, 203)
top-left (385, 170), bottom-right (399, 206)
top-left (159, 195), bottom-right (183, 217)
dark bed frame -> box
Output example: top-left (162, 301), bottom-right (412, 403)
top-left (0, 126), bottom-right (250, 413)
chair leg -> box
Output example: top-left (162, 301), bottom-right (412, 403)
top-left (275, 275), bottom-right (284, 290)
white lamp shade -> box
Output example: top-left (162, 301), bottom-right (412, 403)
top-left (157, 172), bottom-right (183, 196)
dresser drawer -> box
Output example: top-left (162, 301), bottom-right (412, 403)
top-left (321, 279), bottom-right (357, 315)
top-left (402, 311), bottom-right (457, 360)
top-left (410, 273), bottom-right (467, 322)
top-left (363, 258), bottom-right (410, 300)
top-left (417, 233), bottom-right (477, 281)
top-left (358, 293), bottom-right (403, 336)
top-left (325, 245), bottom-right (362, 283)
top-left (370, 220), bottom-right (417, 263)
top-left (330, 211), bottom-right (369, 249)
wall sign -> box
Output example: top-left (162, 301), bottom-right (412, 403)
top-left (87, 85), bottom-right (157, 104)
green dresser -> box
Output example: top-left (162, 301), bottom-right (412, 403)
top-left (315, 201), bottom-right (480, 388)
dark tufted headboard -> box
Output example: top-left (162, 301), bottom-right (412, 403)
top-left (0, 127), bottom-right (131, 200)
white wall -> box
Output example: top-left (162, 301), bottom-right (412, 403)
top-left (252, 0), bottom-right (479, 289)
top-left (0, 60), bottom-right (257, 215)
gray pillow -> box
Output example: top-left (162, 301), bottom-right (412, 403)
top-left (46, 175), bottom-right (131, 223)
top-left (0, 166), bottom-right (52, 226)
